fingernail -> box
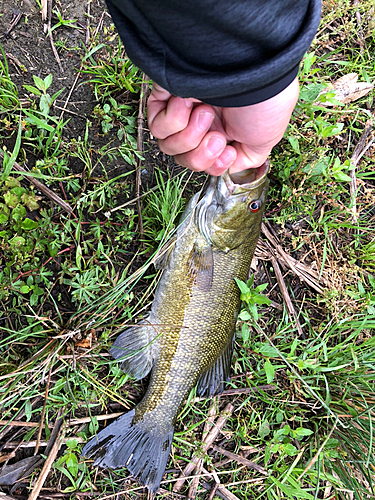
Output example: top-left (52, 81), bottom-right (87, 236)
top-left (185, 100), bottom-right (194, 108)
top-left (219, 148), bottom-right (236, 166)
top-left (207, 136), bottom-right (225, 157)
top-left (197, 111), bottom-right (214, 130)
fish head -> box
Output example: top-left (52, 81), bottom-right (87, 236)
top-left (197, 161), bottom-right (269, 252)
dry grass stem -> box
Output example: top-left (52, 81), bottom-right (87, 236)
top-left (259, 223), bottom-right (327, 293)
top-left (350, 119), bottom-right (374, 223)
top-left (173, 403), bottom-right (234, 492)
top-left (270, 255), bottom-right (305, 338)
top-left (0, 152), bottom-right (73, 214)
top-left (211, 445), bottom-right (267, 475)
top-left (186, 399), bottom-right (219, 499)
top-left (135, 75), bottom-right (149, 240)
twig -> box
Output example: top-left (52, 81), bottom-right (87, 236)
top-left (2, 437), bottom-right (84, 450)
top-left (211, 445), bottom-right (267, 475)
top-left (173, 403), bottom-right (234, 493)
top-left (0, 151), bottom-right (73, 213)
top-left (270, 255), bottom-right (305, 338)
top-left (259, 223), bottom-right (327, 294)
top-left (85, 0), bottom-right (91, 46)
top-left (69, 412), bottom-right (124, 426)
top-left (44, 0), bottom-right (63, 73)
top-left (0, 421), bottom-right (53, 428)
top-left (350, 119), bottom-right (373, 223)
top-left (1, 12), bottom-right (22, 38)
top-left (353, 0), bottom-right (365, 54)
top-left (207, 483), bottom-right (220, 500)
top-left (186, 399), bottom-right (219, 499)
top-left (201, 467), bottom-right (241, 500)
top-left (34, 365), bottom-right (53, 456)
top-left (135, 75), bottom-right (149, 240)
top-left (41, 0), bottom-right (47, 21)
top-left (28, 426), bottom-right (64, 500)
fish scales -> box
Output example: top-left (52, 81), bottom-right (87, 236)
top-left (82, 163), bottom-right (269, 496)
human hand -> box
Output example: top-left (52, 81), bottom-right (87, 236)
top-left (147, 78), bottom-right (299, 176)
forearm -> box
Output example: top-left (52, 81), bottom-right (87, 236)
top-left (106, 0), bottom-right (321, 106)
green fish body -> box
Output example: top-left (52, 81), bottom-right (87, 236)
top-left (82, 163), bottom-right (269, 494)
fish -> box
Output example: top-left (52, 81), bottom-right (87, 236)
top-left (82, 161), bottom-right (269, 495)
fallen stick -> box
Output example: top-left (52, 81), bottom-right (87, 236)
top-left (45, 0), bottom-right (63, 73)
top-left (270, 255), bottom-right (305, 339)
top-left (173, 403), bottom-right (234, 493)
top-left (27, 425), bottom-right (64, 500)
top-left (220, 384), bottom-right (277, 397)
top-left (135, 75), bottom-right (149, 240)
top-left (349, 119), bottom-right (373, 223)
top-left (211, 445), bottom-right (267, 475)
top-left (0, 151), bottom-right (73, 214)
top-left (260, 223), bottom-right (327, 294)
top-left (34, 365), bottom-right (53, 456)
top-left (2, 437), bottom-right (84, 450)
top-left (186, 398), bottom-right (219, 499)
top-left (201, 466), bottom-right (240, 500)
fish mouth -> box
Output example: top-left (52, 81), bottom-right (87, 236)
top-left (221, 161), bottom-right (269, 196)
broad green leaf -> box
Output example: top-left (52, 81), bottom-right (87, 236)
top-left (259, 419), bottom-right (270, 439)
top-left (258, 344), bottom-right (279, 357)
top-left (294, 427), bottom-right (313, 437)
top-left (2, 119), bottom-right (22, 180)
top-left (4, 191), bottom-right (18, 208)
top-left (33, 75), bottom-right (46, 92)
top-left (21, 193), bottom-right (40, 211)
top-left (24, 399), bottom-right (32, 421)
top-left (44, 74), bottom-right (52, 90)
top-left (23, 84), bottom-right (42, 96)
top-left (66, 452), bottom-right (78, 477)
top-left (264, 359), bottom-right (275, 383)
top-left (234, 278), bottom-right (249, 295)
top-left (288, 136), bottom-right (300, 154)
top-left (333, 171), bottom-right (352, 182)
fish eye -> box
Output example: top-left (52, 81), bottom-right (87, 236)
top-left (249, 200), bottom-right (261, 213)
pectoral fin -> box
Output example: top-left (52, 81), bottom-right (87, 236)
top-left (196, 335), bottom-right (234, 397)
top-left (187, 243), bottom-right (213, 292)
top-left (110, 319), bottom-right (157, 380)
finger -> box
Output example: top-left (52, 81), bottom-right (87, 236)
top-left (174, 132), bottom-right (234, 173)
top-left (227, 142), bottom-right (271, 174)
top-left (205, 145), bottom-right (237, 176)
top-left (148, 94), bottom-right (193, 140)
top-left (158, 105), bottom-right (215, 156)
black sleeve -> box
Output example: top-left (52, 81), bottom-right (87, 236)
top-left (105, 0), bottom-right (321, 107)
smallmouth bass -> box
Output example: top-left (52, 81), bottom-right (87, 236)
top-left (82, 162), bottom-right (269, 495)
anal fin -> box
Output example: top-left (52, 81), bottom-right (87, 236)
top-left (196, 335), bottom-right (234, 397)
top-left (110, 319), bottom-right (156, 380)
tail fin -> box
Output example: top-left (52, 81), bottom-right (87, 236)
top-left (82, 410), bottom-right (173, 495)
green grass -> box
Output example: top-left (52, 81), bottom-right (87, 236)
top-left (1, 1), bottom-right (375, 499)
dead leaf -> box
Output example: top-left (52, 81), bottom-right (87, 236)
top-left (75, 329), bottom-right (97, 348)
top-left (319, 73), bottom-right (373, 105)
